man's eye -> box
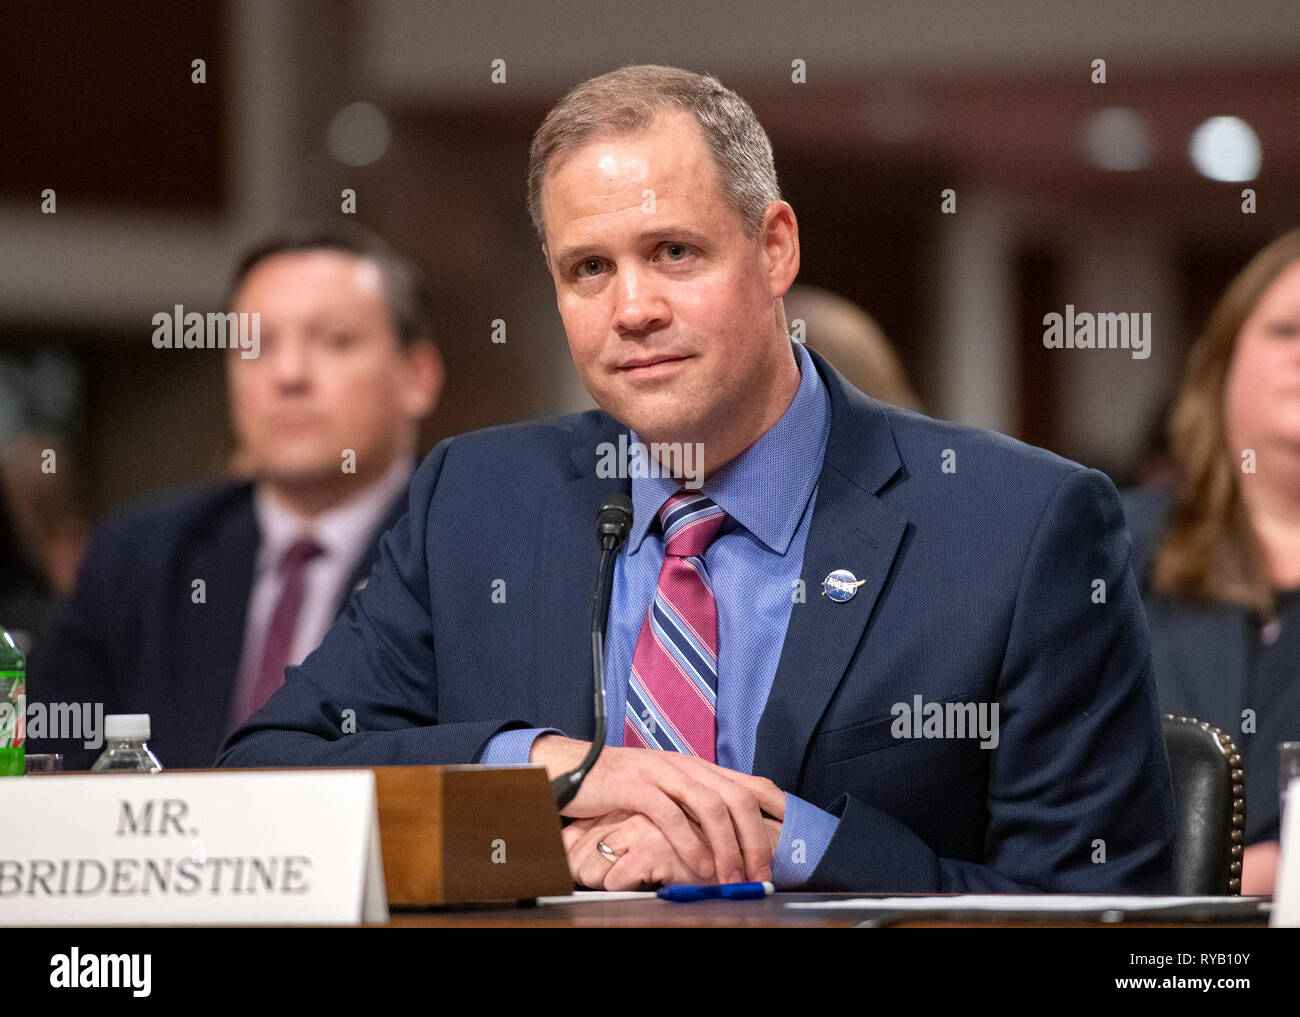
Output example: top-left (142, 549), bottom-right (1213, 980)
top-left (576, 258), bottom-right (604, 278)
top-left (322, 331), bottom-right (357, 350)
top-left (660, 243), bottom-right (690, 261)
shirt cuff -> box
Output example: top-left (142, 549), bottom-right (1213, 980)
top-left (771, 792), bottom-right (840, 889)
top-left (476, 727), bottom-right (564, 765)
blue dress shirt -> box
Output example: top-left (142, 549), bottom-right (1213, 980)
top-left (479, 339), bottom-right (840, 886)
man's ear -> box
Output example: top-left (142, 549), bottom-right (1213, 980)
top-left (399, 340), bottom-right (444, 420)
top-left (763, 201), bottom-right (800, 299)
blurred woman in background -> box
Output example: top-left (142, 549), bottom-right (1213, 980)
top-left (1125, 228), bottom-right (1300, 895)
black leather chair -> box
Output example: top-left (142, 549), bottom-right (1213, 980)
top-left (1162, 714), bottom-right (1244, 894)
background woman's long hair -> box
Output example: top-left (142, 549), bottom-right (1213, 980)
top-left (1155, 228), bottom-right (1300, 616)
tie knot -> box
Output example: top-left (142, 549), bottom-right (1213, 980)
top-left (657, 492), bottom-right (726, 558)
top-left (279, 537), bottom-right (324, 574)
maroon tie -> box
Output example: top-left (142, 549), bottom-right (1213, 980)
top-left (235, 537), bottom-right (324, 726)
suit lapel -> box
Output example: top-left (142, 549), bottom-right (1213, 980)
top-left (533, 417), bottom-right (630, 738)
top-left (177, 465), bottom-right (413, 740)
top-left (170, 485), bottom-right (259, 733)
top-left (754, 349), bottom-right (909, 789)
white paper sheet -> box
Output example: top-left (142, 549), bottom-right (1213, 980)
top-left (785, 895), bottom-right (1266, 912)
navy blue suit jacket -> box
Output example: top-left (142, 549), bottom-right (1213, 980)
top-left (1121, 486), bottom-right (1239, 734)
top-left (28, 480), bottom-right (408, 771)
top-left (218, 349), bottom-right (1175, 892)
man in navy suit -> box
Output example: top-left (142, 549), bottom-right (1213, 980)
top-left (29, 226), bottom-right (443, 770)
top-left (219, 66), bottom-right (1174, 893)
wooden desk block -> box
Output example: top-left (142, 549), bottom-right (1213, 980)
top-left (373, 765), bottom-right (573, 906)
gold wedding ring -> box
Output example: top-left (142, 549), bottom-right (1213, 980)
top-left (595, 839), bottom-right (622, 864)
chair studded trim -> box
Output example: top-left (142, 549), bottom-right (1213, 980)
top-left (1164, 713), bottom-right (1245, 895)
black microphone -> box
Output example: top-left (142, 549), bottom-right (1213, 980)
top-left (550, 493), bottom-right (633, 810)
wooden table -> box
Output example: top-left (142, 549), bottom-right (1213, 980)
top-left (381, 892), bottom-right (1269, 927)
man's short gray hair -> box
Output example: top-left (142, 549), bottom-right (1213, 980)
top-left (527, 64), bottom-right (781, 248)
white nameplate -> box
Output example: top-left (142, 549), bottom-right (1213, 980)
top-left (1272, 774), bottom-right (1300, 927)
top-left (0, 770), bottom-right (388, 926)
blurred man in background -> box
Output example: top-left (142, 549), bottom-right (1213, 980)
top-left (29, 224), bottom-right (443, 769)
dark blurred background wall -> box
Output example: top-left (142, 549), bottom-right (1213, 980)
top-left (2, 0), bottom-right (1299, 518)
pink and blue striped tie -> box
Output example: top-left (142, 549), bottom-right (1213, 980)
top-left (624, 491), bottom-right (727, 762)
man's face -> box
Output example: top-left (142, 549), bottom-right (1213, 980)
top-left (227, 250), bottom-right (433, 486)
top-left (541, 111), bottom-right (793, 452)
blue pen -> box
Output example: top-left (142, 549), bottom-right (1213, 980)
top-left (657, 881), bottom-right (775, 902)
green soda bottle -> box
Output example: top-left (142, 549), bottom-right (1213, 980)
top-left (0, 628), bottom-right (25, 776)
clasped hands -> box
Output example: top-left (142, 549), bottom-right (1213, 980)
top-left (530, 734), bottom-right (786, 891)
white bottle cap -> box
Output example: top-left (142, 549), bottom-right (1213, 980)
top-left (104, 714), bottom-right (151, 740)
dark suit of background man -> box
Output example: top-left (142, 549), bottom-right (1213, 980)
top-left (30, 226), bottom-right (444, 770)
top-left (219, 66), bottom-right (1175, 893)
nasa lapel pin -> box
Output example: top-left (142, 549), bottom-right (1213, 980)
top-left (822, 569), bottom-right (866, 602)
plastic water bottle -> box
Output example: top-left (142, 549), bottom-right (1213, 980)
top-left (91, 714), bottom-right (163, 772)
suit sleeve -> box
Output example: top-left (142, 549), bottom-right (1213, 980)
top-left (215, 439), bottom-right (536, 768)
top-left (804, 467), bottom-right (1177, 892)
